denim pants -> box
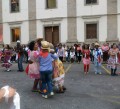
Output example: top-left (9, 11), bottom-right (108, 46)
top-left (40, 71), bottom-right (53, 94)
top-left (94, 58), bottom-right (101, 73)
top-left (18, 55), bottom-right (24, 71)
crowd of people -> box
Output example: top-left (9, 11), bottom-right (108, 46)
top-left (0, 40), bottom-right (120, 99)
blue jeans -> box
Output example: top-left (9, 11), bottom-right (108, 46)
top-left (40, 71), bottom-right (53, 94)
top-left (94, 58), bottom-right (101, 73)
top-left (18, 55), bottom-right (24, 71)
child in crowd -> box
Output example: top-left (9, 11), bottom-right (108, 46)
top-left (90, 43), bottom-right (95, 63)
top-left (70, 47), bottom-right (75, 63)
top-left (1, 45), bottom-right (12, 72)
top-left (77, 44), bottom-right (82, 63)
top-left (65, 46), bottom-right (70, 62)
top-left (93, 43), bottom-right (103, 75)
top-left (107, 52), bottom-right (118, 76)
top-left (82, 44), bottom-right (90, 74)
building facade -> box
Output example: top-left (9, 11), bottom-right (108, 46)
top-left (0, 0), bottom-right (120, 45)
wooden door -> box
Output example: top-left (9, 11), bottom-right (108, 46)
top-left (44, 27), bottom-right (52, 43)
top-left (53, 26), bottom-right (59, 46)
top-left (44, 26), bottom-right (59, 45)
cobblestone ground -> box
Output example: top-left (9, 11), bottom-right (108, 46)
top-left (0, 62), bottom-right (120, 109)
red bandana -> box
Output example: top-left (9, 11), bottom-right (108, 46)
top-left (40, 50), bottom-right (49, 58)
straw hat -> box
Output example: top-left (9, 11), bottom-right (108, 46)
top-left (49, 43), bottom-right (54, 49)
top-left (95, 43), bottom-right (99, 46)
top-left (41, 41), bottom-right (50, 50)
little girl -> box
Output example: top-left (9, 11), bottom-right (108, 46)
top-left (2, 45), bottom-right (12, 72)
top-left (108, 52), bottom-right (118, 76)
top-left (82, 44), bottom-right (90, 74)
top-left (70, 47), bottom-right (75, 63)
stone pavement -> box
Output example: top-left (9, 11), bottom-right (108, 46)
top-left (0, 63), bottom-right (120, 109)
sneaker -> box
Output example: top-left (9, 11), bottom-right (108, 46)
top-left (99, 72), bottom-right (102, 75)
top-left (50, 92), bottom-right (54, 96)
top-left (95, 72), bottom-right (98, 74)
top-left (7, 69), bottom-right (11, 72)
top-left (42, 95), bottom-right (48, 99)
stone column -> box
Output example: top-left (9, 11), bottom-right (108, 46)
top-left (106, 0), bottom-right (118, 42)
top-left (0, 0), bottom-right (3, 44)
top-left (67, 0), bottom-right (77, 43)
top-left (28, 0), bottom-right (37, 41)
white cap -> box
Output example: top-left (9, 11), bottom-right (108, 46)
top-left (17, 40), bottom-right (20, 43)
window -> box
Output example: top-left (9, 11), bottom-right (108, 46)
top-left (86, 23), bottom-right (97, 39)
top-left (86, 0), bottom-right (97, 4)
top-left (10, 0), bottom-right (20, 12)
top-left (11, 28), bottom-right (20, 42)
top-left (46, 0), bottom-right (56, 9)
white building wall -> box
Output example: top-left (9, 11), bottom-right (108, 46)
top-left (36, 0), bottom-right (67, 19)
top-left (118, 15), bottom-right (120, 40)
top-left (118, 0), bottom-right (120, 40)
top-left (3, 21), bottom-right (29, 44)
top-left (99, 16), bottom-right (107, 42)
top-left (118, 0), bottom-right (120, 13)
top-left (76, 0), bottom-right (107, 16)
top-left (36, 19), bottom-right (68, 43)
top-left (77, 18), bottom-right (84, 42)
top-left (77, 16), bottom-right (107, 42)
top-left (2, 0), bottom-right (28, 22)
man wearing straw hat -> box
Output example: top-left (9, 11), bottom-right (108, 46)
top-left (39, 41), bottom-right (58, 99)
top-left (93, 43), bottom-right (103, 74)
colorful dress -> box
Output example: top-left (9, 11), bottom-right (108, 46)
top-left (107, 57), bottom-right (118, 69)
top-left (1, 49), bottom-right (12, 69)
top-left (82, 50), bottom-right (90, 65)
top-left (53, 59), bottom-right (65, 89)
top-left (28, 51), bottom-right (40, 79)
top-left (107, 49), bottom-right (118, 69)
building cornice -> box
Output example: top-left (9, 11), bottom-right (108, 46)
top-left (40, 17), bottom-right (63, 22)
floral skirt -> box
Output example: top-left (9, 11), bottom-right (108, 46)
top-left (2, 62), bottom-right (12, 68)
top-left (28, 62), bottom-right (40, 79)
top-left (53, 74), bottom-right (65, 88)
top-left (53, 60), bottom-right (65, 88)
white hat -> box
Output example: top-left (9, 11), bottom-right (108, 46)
top-left (17, 40), bottom-right (20, 43)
